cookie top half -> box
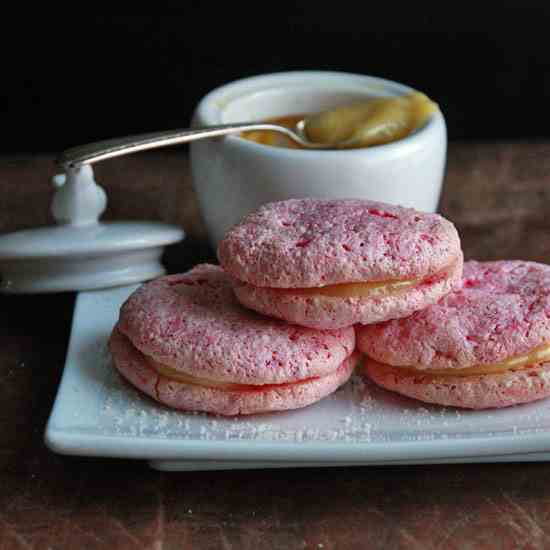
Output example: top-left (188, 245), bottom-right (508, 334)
top-left (218, 199), bottom-right (461, 288)
top-left (117, 264), bottom-right (355, 384)
top-left (358, 260), bottom-right (550, 370)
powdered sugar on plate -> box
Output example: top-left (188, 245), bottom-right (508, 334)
top-left (45, 285), bottom-right (550, 464)
top-left (100, 364), bottom-right (374, 443)
top-left (98, 351), bottom-right (550, 444)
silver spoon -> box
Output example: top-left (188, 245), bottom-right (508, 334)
top-left (58, 120), bottom-right (339, 168)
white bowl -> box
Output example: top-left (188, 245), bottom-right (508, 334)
top-left (190, 71), bottom-right (447, 247)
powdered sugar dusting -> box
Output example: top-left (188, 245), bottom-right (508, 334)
top-left (100, 362), bottom-right (374, 442)
top-left (56, 284), bottom-right (550, 456)
top-left (98, 354), bottom-right (550, 444)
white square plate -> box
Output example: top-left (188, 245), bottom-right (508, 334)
top-left (45, 286), bottom-right (550, 471)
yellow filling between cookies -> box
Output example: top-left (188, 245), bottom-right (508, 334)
top-left (153, 363), bottom-right (248, 389)
top-left (388, 343), bottom-right (550, 378)
top-left (151, 361), bottom-right (319, 391)
top-left (292, 277), bottom-right (422, 298)
top-left (287, 259), bottom-right (458, 299)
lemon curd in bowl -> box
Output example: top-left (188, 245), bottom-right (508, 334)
top-left (241, 92), bottom-right (438, 149)
top-left (190, 71), bottom-right (447, 246)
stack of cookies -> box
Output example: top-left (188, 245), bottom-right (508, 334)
top-left (110, 198), bottom-right (550, 415)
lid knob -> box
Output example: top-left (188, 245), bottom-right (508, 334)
top-left (51, 164), bottom-right (107, 226)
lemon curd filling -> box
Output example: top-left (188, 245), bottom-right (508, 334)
top-left (241, 92), bottom-right (438, 150)
top-left (153, 363), bottom-right (249, 390)
top-left (386, 343), bottom-right (550, 378)
top-left (306, 92), bottom-right (437, 148)
top-left (284, 260), bottom-right (456, 299)
top-left (242, 115), bottom-right (305, 149)
top-left (151, 361), bottom-right (316, 391)
top-left (290, 276), bottom-right (422, 298)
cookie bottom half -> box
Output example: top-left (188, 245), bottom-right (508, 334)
top-left (363, 356), bottom-right (550, 409)
top-left (110, 328), bottom-right (358, 416)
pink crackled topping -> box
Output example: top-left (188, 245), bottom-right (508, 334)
top-left (218, 198), bottom-right (461, 288)
top-left (358, 260), bottom-right (550, 370)
top-left (117, 264), bottom-right (355, 384)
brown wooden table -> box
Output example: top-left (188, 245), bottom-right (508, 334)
top-left (2, 144), bottom-right (550, 549)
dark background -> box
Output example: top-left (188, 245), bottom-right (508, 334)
top-left (2, 10), bottom-right (550, 152)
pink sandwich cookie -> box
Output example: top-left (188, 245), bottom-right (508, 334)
top-left (219, 198), bottom-right (463, 330)
top-left (110, 264), bottom-right (357, 416)
top-left (357, 260), bottom-right (550, 409)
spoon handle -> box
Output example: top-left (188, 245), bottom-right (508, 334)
top-left (58, 122), bottom-right (295, 168)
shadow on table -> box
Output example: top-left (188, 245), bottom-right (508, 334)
top-left (162, 236), bottom-right (216, 275)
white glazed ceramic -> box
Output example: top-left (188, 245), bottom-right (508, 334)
top-left (51, 165), bottom-right (107, 226)
top-left (190, 71), bottom-right (447, 248)
top-left (0, 165), bottom-right (184, 293)
top-left (45, 285), bottom-right (550, 471)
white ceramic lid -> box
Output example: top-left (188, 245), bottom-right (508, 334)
top-left (0, 222), bottom-right (184, 259)
top-left (0, 222), bottom-right (185, 293)
top-left (0, 164), bottom-right (185, 293)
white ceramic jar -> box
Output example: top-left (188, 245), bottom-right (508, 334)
top-left (190, 71), bottom-right (447, 247)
